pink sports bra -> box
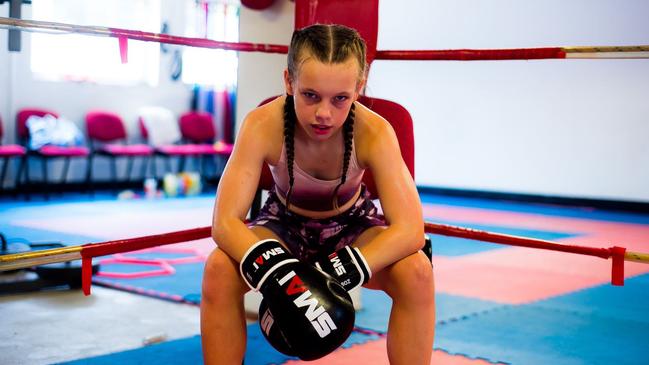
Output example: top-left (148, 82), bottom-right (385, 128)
top-left (269, 140), bottom-right (365, 211)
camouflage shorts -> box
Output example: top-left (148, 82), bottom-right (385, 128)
top-left (248, 185), bottom-right (386, 263)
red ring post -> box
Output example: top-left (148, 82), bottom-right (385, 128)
top-left (424, 222), bottom-right (626, 286)
top-left (80, 227), bottom-right (211, 295)
top-left (610, 246), bottom-right (627, 286)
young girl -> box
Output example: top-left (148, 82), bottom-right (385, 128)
top-left (202, 24), bottom-right (435, 364)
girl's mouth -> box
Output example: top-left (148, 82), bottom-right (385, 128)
top-left (311, 124), bottom-right (332, 135)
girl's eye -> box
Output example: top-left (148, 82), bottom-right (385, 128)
top-left (334, 96), bottom-right (348, 103)
top-left (303, 92), bottom-right (318, 100)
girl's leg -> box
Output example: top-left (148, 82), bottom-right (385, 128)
top-left (201, 247), bottom-right (249, 364)
top-left (355, 227), bottom-right (436, 365)
top-left (201, 226), bottom-right (281, 364)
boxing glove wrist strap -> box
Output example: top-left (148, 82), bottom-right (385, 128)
top-left (316, 246), bottom-right (371, 291)
top-left (240, 239), bottom-right (298, 291)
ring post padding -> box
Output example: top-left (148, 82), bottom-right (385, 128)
top-left (82, 257), bottom-right (93, 295)
top-left (610, 246), bottom-right (627, 286)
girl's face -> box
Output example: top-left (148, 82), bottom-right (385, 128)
top-left (284, 56), bottom-right (364, 142)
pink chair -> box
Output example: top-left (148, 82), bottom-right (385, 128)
top-left (85, 110), bottom-right (154, 186)
top-left (177, 111), bottom-right (234, 178)
top-left (16, 108), bottom-right (89, 198)
top-left (251, 95), bottom-right (414, 216)
top-left (138, 117), bottom-right (210, 177)
top-left (0, 115), bottom-right (26, 190)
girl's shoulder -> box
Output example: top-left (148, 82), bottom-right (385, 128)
top-left (244, 95), bottom-right (285, 130)
top-left (239, 96), bottom-right (285, 140)
top-left (354, 101), bottom-right (394, 144)
top-left (239, 95), bottom-right (285, 162)
top-left (354, 100), bottom-right (398, 167)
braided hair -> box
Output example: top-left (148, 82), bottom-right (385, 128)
top-left (283, 94), bottom-right (297, 209)
top-left (283, 24), bottom-right (366, 211)
top-left (331, 103), bottom-right (355, 210)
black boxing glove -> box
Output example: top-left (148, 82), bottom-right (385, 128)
top-left (241, 240), bottom-right (355, 360)
top-left (315, 246), bottom-right (371, 292)
top-left (239, 239), bottom-right (299, 291)
top-left (258, 299), bottom-right (295, 356)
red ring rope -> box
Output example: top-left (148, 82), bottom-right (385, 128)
top-left (1, 18), bottom-right (646, 61)
top-left (375, 48), bottom-right (566, 61)
top-left (75, 222), bottom-right (633, 295)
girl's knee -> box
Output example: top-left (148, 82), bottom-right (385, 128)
top-left (384, 252), bottom-right (434, 299)
top-left (202, 248), bottom-right (248, 298)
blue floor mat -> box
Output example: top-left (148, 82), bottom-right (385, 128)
top-left (533, 273), bottom-right (649, 326)
top-left (355, 288), bottom-right (505, 333)
top-left (93, 261), bottom-right (206, 304)
top-left (56, 322), bottom-right (381, 365)
top-left (0, 225), bottom-right (100, 247)
top-left (418, 192), bottom-right (649, 225)
top-left (0, 194), bottom-right (216, 247)
top-left (434, 274), bottom-right (649, 365)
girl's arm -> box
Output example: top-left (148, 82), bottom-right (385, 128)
top-left (358, 115), bottom-right (425, 273)
top-left (211, 109), bottom-right (276, 262)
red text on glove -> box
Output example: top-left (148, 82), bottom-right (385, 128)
top-left (253, 247), bottom-right (286, 269)
top-left (328, 253), bottom-right (347, 276)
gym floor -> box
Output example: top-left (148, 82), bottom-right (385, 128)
top-left (1, 191), bottom-right (648, 365)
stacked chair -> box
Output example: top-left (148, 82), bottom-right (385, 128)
top-left (178, 111), bottom-right (233, 179)
top-left (0, 116), bottom-right (26, 191)
top-left (85, 110), bottom-right (154, 189)
top-left (138, 106), bottom-right (202, 177)
top-left (16, 108), bottom-right (90, 199)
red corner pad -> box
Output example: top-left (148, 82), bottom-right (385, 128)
top-left (609, 246), bottom-right (627, 286)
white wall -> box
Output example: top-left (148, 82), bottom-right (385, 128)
top-left (236, 0), bottom-right (294, 132)
top-left (0, 2), bottom-right (192, 183)
top-left (368, 0), bottom-right (649, 203)
top-left (3, 1), bottom-right (648, 203)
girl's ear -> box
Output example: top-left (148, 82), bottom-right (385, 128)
top-left (283, 69), bottom-right (294, 95)
top-left (355, 78), bottom-right (367, 100)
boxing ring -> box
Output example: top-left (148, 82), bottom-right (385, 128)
top-left (0, 11), bottom-right (647, 286)
top-left (1, 1), bottom-right (649, 363)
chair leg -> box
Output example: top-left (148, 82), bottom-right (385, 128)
top-left (110, 156), bottom-right (118, 188)
top-left (14, 156), bottom-right (25, 198)
top-left (42, 157), bottom-right (49, 200)
top-left (199, 155), bottom-right (205, 177)
top-left (60, 157), bottom-right (70, 196)
top-left (22, 155), bottom-right (31, 200)
top-left (178, 156), bottom-right (186, 173)
top-left (125, 156), bottom-right (134, 182)
top-left (165, 156), bottom-right (172, 175)
top-left (0, 158), bottom-right (8, 191)
top-left (85, 153), bottom-right (94, 196)
top-left (140, 156), bottom-right (149, 179)
top-left (151, 155), bottom-right (158, 179)
top-left (60, 157), bottom-right (71, 183)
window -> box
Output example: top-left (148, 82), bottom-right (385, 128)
top-left (31, 0), bottom-right (161, 86)
top-left (181, 1), bottom-right (239, 90)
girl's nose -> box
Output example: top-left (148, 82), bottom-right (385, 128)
top-left (315, 104), bottom-right (332, 120)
